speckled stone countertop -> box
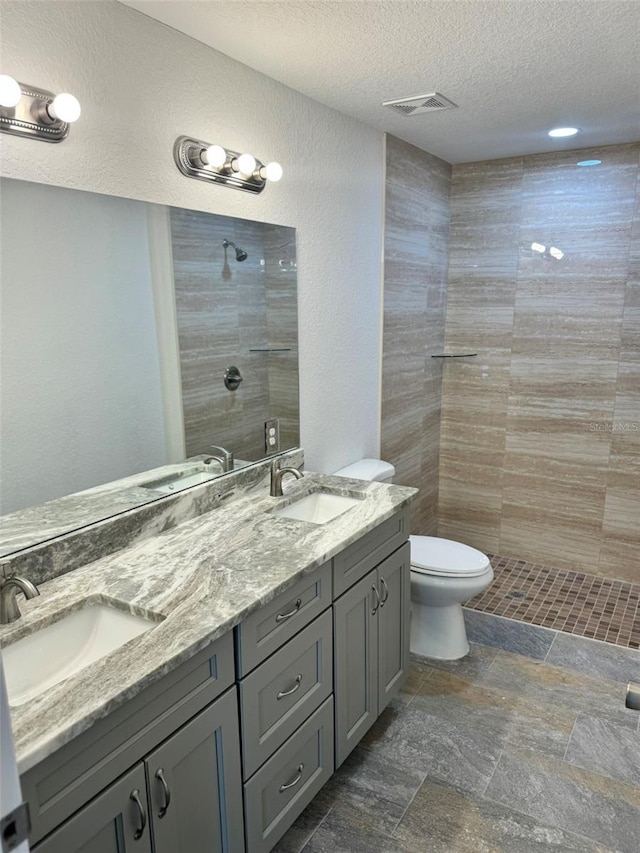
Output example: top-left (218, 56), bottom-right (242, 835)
top-left (0, 472), bottom-right (416, 775)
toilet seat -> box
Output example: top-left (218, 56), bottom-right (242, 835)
top-left (410, 535), bottom-right (491, 578)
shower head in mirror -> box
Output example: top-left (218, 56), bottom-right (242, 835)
top-left (222, 239), bottom-right (248, 262)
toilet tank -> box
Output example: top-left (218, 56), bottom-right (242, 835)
top-left (333, 458), bottom-right (395, 484)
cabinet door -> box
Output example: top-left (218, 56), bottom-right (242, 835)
top-left (145, 687), bottom-right (244, 853)
top-left (33, 765), bottom-right (151, 853)
top-left (377, 542), bottom-right (411, 711)
top-left (333, 568), bottom-right (379, 768)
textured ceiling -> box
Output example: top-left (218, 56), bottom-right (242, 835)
top-left (122, 0), bottom-right (640, 163)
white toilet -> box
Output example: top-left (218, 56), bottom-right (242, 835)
top-left (333, 458), bottom-right (494, 660)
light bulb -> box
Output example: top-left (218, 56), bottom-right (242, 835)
top-left (49, 92), bottom-right (81, 123)
top-left (202, 144), bottom-right (227, 168)
top-left (0, 74), bottom-right (21, 108)
top-left (235, 153), bottom-right (256, 175)
top-left (548, 127), bottom-right (578, 138)
top-left (260, 161), bottom-right (283, 182)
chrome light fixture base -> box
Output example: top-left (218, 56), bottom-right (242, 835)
top-left (0, 82), bottom-right (70, 142)
top-left (174, 136), bottom-right (268, 194)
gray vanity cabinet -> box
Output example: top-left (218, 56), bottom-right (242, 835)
top-left (145, 688), bottom-right (245, 853)
top-left (32, 764), bottom-right (152, 853)
top-left (33, 688), bottom-right (244, 853)
top-left (334, 541), bottom-right (411, 767)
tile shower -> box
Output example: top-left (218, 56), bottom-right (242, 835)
top-left (382, 136), bottom-right (640, 639)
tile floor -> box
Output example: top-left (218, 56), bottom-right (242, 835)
top-left (275, 631), bottom-right (640, 853)
top-left (467, 555), bottom-right (640, 649)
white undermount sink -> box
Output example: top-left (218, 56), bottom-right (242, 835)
top-left (141, 462), bottom-right (221, 495)
top-left (2, 602), bottom-right (159, 706)
top-left (271, 491), bottom-right (363, 525)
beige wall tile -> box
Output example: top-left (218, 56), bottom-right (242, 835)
top-left (381, 135), bottom-right (451, 530)
top-left (439, 143), bottom-right (640, 581)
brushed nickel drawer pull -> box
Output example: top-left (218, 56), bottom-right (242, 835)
top-left (277, 673), bottom-right (302, 700)
top-left (155, 767), bottom-right (171, 818)
top-left (279, 763), bottom-right (304, 792)
top-left (130, 788), bottom-right (147, 840)
top-left (371, 584), bottom-right (380, 615)
top-left (276, 598), bottom-right (302, 623)
top-left (380, 577), bottom-right (389, 607)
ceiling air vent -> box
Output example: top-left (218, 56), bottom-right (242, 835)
top-left (382, 92), bottom-right (457, 116)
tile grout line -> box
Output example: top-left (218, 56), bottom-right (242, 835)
top-left (543, 630), bottom-right (558, 662)
top-left (389, 764), bottom-right (433, 838)
top-left (561, 714), bottom-right (580, 763)
top-left (297, 804), bottom-right (335, 853)
top-left (480, 746), bottom-right (505, 797)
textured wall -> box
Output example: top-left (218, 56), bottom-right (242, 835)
top-left (0, 0), bottom-right (383, 474)
top-left (381, 135), bottom-right (451, 534)
top-left (439, 144), bottom-right (640, 582)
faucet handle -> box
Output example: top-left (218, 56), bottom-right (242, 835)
top-left (210, 445), bottom-right (233, 468)
top-left (0, 576), bottom-right (40, 624)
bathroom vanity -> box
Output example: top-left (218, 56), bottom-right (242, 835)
top-left (0, 466), bottom-right (415, 853)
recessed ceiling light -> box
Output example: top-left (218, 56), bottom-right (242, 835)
top-left (548, 127), bottom-right (579, 138)
top-left (576, 159), bottom-right (602, 167)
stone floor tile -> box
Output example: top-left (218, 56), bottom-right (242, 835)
top-left (411, 640), bottom-right (499, 682)
top-left (359, 701), bottom-right (502, 796)
top-left (412, 668), bottom-right (575, 757)
top-left (545, 632), bottom-right (640, 683)
top-left (463, 609), bottom-right (556, 659)
top-left (393, 777), bottom-right (613, 852)
top-left (272, 788), bottom-right (335, 853)
top-left (482, 649), bottom-right (638, 728)
top-left (323, 744), bottom-right (425, 835)
top-left (485, 746), bottom-right (640, 853)
top-left (564, 713), bottom-right (640, 786)
top-left (301, 802), bottom-right (422, 853)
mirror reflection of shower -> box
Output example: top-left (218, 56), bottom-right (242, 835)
top-left (223, 239), bottom-right (248, 261)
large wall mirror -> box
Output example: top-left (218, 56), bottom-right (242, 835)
top-left (0, 178), bottom-right (299, 555)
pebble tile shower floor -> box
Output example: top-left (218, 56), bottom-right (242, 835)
top-left (467, 556), bottom-right (640, 649)
top-left (274, 636), bottom-right (640, 853)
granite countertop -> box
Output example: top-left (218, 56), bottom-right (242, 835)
top-left (0, 473), bottom-right (416, 774)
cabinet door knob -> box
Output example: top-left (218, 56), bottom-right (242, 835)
top-left (275, 598), bottom-right (302, 622)
top-left (279, 763), bottom-right (304, 792)
top-left (380, 577), bottom-right (389, 607)
top-left (277, 673), bottom-right (302, 700)
top-left (155, 767), bottom-right (172, 818)
top-left (371, 584), bottom-right (380, 615)
top-left (130, 788), bottom-right (147, 840)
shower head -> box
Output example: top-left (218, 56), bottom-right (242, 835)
top-left (222, 239), bottom-right (248, 262)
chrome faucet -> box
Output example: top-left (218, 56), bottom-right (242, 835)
top-left (0, 576), bottom-right (40, 624)
top-left (270, 460), bottom-right (304, 497)
top-left (204, 445), bottom-right (234, 473)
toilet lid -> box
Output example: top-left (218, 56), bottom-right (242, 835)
top-left (410, 536), bottom-right (490, 577)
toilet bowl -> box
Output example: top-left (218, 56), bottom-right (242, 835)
top-left (410, 536), bottom-right (493, 660)
top-left (333, 458), bottom-right (494, 661)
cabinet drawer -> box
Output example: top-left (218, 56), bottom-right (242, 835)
top-left (243, 697), bottom-right (334, 853)
top-left (239, 609), bottom-right (332, 779)
top-left (22, 631), bottom-right (234, 846)
top-left (333, 509), bottom-right (409, 598)
top-left (235, 561), bottom-right (331, 676)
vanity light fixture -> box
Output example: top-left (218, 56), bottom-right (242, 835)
top-left (174, 135), bottom-right (283, 194)
top-left (0, 74), bottom-right (81, 142)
